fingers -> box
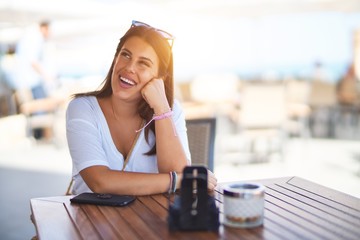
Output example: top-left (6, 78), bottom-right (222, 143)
top-left (141, 78), bottom-right (163, 102)
top-left (141, 78), bottom-right (169, 113)
top-left (207, 170), bottom-right (217, 191)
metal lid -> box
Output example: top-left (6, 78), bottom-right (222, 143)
top-left (223, 182), bottom-right (265, 198)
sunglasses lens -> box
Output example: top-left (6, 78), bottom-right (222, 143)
top-left (158, 30), bottom-right (173, 40)
top-left (132, 20), bottom-right (149, 28)
top-left (131, 20), bottom-right (174, 47)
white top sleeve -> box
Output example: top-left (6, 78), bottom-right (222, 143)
top-left (66, 96), bottom-right (190, 194)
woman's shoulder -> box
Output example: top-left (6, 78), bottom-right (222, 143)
top-left (68, 95), bottom-right (96, 108)
top-left (67, 96), bottom-right (99, 117)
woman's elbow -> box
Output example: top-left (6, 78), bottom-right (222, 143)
top-left (80, 166), bottom-right (110, 193)
top-left (173, 159), bottom-right (188, 173)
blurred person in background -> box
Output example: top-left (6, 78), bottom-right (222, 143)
top-left (14, 20), bottom-right (57, 99)
top-left (332, 63), bottom-right (360, 138)
top-left (13, 20), bottom-right (59, 139)
top-left (336, 63), bottom-right (360, 106)
top-left (0, 45), bottom-right (17, 117)
top-left (66, 20), bottom-right (217, 196)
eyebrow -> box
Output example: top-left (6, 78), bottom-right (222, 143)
top-left (122, 48), bottom-right (154, 65)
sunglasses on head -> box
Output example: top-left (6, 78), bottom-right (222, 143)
top-left (131, 20), bottom-right (174, 48)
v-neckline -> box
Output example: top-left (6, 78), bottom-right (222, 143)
top-left (93, 96), bottom-right (141, 161)
top-left (94, 97), bottom-right (129, 161)
top-left (121, 121), bottom-right (144, 171)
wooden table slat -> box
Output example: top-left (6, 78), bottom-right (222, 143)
top-left (30, 198), bottom-right (81, 240)
top-left (262, 217), bottom-right (302, 240)
top-left (64, 200), bottom-right (101, 240)
top-left (287, 177), bottom-right (360, 211)
top-left (265, 207), bottom-right (323, 240)
top-left (265, 198), bottom-right (346, 240)
top-left (80, 204), bottom-right (121, 240)
top-left (150, 193), bottom-right (173, 209)
top-left (248, 227), bottom-right (285, 240)
top-left (137, 195), bottom-right (169, 222)
top-left (275, 181), bottom-right (360, 219)
top-left (113, 200), bottom-right (163, 240)
top-left (265, 188), bottom-right (359, 240)
top-left (99, 205), bottom-right (141, 240)
top-left (129, 197), bottom-right (169, 239)
top-left (266, 184), bottom-right (360, 237)
top-left (268, 183), bottom-right (360, 224)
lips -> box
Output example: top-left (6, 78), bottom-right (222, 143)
top-left (120, 76), bottom-right (136, 86)
top-left (118, 75), bottom-right (137, 89)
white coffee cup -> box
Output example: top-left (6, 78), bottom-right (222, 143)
top-left (222, 182), bottom-right (265, 228)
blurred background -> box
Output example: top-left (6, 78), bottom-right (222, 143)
top-left (1, 0), bottom-right (360, 239)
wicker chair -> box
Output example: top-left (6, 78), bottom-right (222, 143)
top-left (186, 118), bottom-right (216, 172)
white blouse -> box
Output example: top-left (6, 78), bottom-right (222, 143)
top-left (66, 96), bottom-right (191, 194)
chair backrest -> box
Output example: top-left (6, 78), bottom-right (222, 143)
top-left (186, 118), bottom-right (216, 172)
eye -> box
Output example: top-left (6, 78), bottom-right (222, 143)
top-left (139, 60), bottom-right (151, 68)
top-left (120, 51), bottom-right (131, 59)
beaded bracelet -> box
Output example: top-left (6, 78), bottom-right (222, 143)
top-left (171, 171), bottom-right (177, 193)
top-left (168, 172), bottom-right (173, 194)
top-left (136, 110), bottom-right (173, 133)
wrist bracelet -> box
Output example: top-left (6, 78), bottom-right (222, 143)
top-left (171, 171), bottom-right (177, 193)
top-left (168, 172), bottom-right (173, 194)
top-left (136, 110), bottom-right (173, 133)
top-left (153, 111), bottom-right (173, 120)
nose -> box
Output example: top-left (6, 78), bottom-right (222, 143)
top-left (125, 60), bottom-right (136, 74)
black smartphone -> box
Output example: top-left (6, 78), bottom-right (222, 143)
top-left (70, 192), bottom-right (135, 207)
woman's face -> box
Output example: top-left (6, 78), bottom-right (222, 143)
top-left (111, 36), bottom-right (159, 102)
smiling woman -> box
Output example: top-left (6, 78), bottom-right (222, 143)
top-left (65, 20), bottom-right (218, 196)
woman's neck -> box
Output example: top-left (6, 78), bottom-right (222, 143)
top-left (110, 95), bottom-right (139, 120)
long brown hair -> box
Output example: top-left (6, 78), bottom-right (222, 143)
top-left (73, 25), bottom-right (174, 155)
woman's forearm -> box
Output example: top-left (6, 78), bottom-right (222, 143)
top-left (155, 117), bottom-right (189, 173)
top-left (80, 166), bottom-right (172, 196)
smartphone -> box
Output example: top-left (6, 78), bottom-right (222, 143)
top-left (70, 192), bottom-right (135, 207)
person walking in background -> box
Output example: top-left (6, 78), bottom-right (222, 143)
top-left (336, 63), bottom-right (360, 106)
top-left (13, 20), bottom-right (59, 139)
top-left (14, 20), bottom-right (57, 99)
top-left (66, 20), bottom-right (217, 196)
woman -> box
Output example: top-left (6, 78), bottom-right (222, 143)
top-left (66, 20), bottom-right (217, 196)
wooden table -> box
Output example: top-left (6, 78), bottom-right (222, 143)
top-left (30, 176), bottom-right (360, 240)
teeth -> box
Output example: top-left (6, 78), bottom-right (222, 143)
top-left (120, 76), bottom-right (135, 85)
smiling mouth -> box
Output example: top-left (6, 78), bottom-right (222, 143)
top-left (120, 76), bottom-right (136, 86)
